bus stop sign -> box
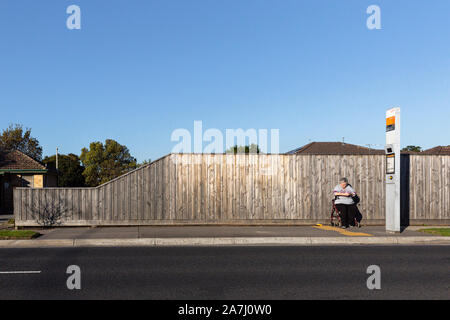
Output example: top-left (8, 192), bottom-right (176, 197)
top-left (385, 107), bottom-right (401, 232)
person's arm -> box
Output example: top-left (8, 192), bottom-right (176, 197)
top-left (333, 186), bottom-right (350, 197)
top-left (335, 192), bottom-right (351, 196)
top-left (347, 186), bottom-right (356, 196)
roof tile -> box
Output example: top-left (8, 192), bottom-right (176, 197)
top-left (0, 149), bottom-right (47, 171)
top-left (421, 146), bottom-right (450, 155)
top-left (286, 142), bottom-right (384, 155)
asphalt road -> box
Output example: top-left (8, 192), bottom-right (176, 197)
top-left (0, 246), bottom-right (449, 299)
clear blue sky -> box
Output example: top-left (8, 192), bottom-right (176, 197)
top-left (1, 0), bottom-right (449, 162)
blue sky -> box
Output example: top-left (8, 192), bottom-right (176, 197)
top-left (1, 0), bottom-right (449, 162)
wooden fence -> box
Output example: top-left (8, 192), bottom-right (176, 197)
top-left (404, 154), bottom-right (450, 222)
top-left (14, 154), bottom-right (450, 226)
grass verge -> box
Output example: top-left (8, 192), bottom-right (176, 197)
top-left (418, 228), bottom-right (450, 237)
top-left (0, 230), bottom-right (41, 240)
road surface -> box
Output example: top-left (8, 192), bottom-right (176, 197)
top-left (0, 246), bottom-right (448, 299)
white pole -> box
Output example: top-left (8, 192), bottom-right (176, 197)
top-left (56, 147), bottom-right (59, 171)
top-left (385, 107), bottom-right (401, 233)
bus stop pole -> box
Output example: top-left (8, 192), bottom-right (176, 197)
top-left (385, 107), bottom-right (401, 233)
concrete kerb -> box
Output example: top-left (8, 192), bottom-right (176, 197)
top-left (0, 237), bottom-right (450, 248)
top-left (0, 239), bottom-right (75, 248)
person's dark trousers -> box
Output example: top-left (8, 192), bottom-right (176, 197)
top-left (335, 204), bottom-right (356, 227)
top-left (347, 204), bottom-right (357, 226)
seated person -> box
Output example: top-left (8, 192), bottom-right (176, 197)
top-left (333, 177), bottom-right (358, 228)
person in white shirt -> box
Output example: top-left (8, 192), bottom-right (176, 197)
top-left (333, 177), bottom-right (357, 228)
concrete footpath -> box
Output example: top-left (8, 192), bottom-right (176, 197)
top-left (1, 225), bottom-right (450, 247)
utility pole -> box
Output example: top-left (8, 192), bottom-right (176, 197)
top-left (56, 147), bottom-right (59, 171)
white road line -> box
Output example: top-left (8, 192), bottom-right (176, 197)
top-left (0, 271), bottom-right (41, 274)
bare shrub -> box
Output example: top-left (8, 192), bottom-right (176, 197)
top-left (25, 191), bottom-right (69, 227)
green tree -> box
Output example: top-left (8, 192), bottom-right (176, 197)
top-left (0, 124), bottom-right (43, 160)
top-left (138, 158), bottom-right (152, 167)
top-left (225, 144), bottom-right (261, 154)
top-left (401, 145), bottom-right (422, 152)
top-left (80, 139), bottom-right (137, 186)
top-left (43, 153), bottom-right (86, 187)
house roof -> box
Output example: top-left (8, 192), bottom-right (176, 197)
top-left (286, 142), bottom-right (385, 155)
top-left (0, 148), bottom-right (47, 172)
top-left (421, 146), bottom-right (450, 155)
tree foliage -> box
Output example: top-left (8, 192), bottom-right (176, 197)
top-left (138, 158), bottom-right (152, 167)
top-left (401, 145), bottom-right (422, 152)
top-left (80, 139), bottom-right (137, 186)
top-left (0, 124), bottom-right (43, 160)
top-left (43, 153), bottom-right (86, 187)
top-left (225, 144), bottom-right (261, 154)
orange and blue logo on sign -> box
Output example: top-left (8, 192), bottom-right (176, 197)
top-left (386, 116), bottom-right (395, 132)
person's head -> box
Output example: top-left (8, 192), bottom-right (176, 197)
top-left (339, 177), bottom-right (348, 189)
